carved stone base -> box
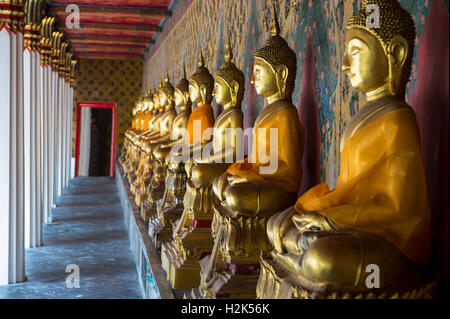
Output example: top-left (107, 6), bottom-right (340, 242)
top-left (140, 201), bottom-right (150, 225)
top-left (188, 259), bottom-right (260, 299)
top-left (149, 207), bottom-right (184, 248)
top-left (162, 227), bottom-right (214, 290)
top-left (161, 240), bottom-right (207, 290)
top-left (256, 254), bottom-right (437, 299)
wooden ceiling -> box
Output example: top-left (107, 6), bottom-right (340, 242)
top-left (49, 0), bottom-right (173, 60)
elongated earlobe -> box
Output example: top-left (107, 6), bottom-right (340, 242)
top-left (387, 35), bottom-right (409, 97)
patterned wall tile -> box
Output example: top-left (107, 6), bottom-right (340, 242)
top-left (142, 0), bottom-right (437, 188)
top-left (72, 58), bottom-right (143, 155)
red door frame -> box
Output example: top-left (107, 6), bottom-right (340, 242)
top-left (75, 102), bottom-right (116, 178)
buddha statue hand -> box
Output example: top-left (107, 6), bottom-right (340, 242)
top-left (292, 211), bottom-right (339, 233)
top-left (227, 174), bottom-right (248, 185)
top-left (267, 206), bottom-right (297, 253)
top-left (212, 172), bottom-right (231, 203)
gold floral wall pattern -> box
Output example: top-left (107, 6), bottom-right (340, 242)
top-left (143, 0), bottom-right (443, 188)
top-left (72, 58), bottom-right (143, 154)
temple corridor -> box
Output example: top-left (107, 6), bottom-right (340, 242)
top-left (0, 177), bottom-right (140, 299)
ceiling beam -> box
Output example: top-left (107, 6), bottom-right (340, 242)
top-left (77, 22), bottom-right (161, 31)
top-left (48, 3), bottom-right (172, 16)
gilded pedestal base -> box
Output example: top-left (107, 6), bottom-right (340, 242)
top-left (148, 165), bottom-right (187, 248)
top-left (188, 204), bottom-right (272, 299)
top-left (256, 254), bottom-right (437, 299)
top-left (161, 180), bottom-right (216, 290)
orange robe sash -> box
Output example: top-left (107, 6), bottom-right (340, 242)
top-left (227, 100), bottom-right (304, 193)
top-left (295, 107), bottom-right (431, 267)
top-left (185, 104), bottom-right (215, 144)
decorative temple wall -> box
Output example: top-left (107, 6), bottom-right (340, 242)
top-left (72, 58), bottom-right (143, 154)
top-left (142, 0), bottom-right (449, 289)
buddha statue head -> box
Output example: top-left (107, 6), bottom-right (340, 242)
top-left (159, 71), bottom-right (175, 109)
top-left (145, 88), bottom-right (154, 113)
top-left (175, 65), bottom-right (192, 110)
top-left (213, 35), bottom-right (245, 108)
top-left (343, 0), bottom-right (415, 100)
top-left (189, 49), bottom-right (214, 106)
top-left (154, 82), bottom-right (162, 112)
top-left (251, 4), bottom-right (297, 102)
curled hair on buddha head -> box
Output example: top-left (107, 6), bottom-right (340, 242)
top-left (176, 64), bottom-right (192, 109)
top-left (214, 34), bottom-right (245, 107)
top-left (191, 49), bottom-right (214, 104)
top-left (254, 3), bottom-right (297, 99)
top-left (347, 0), bottom-right (416, 98)
top-left (160, 70), bottom-right (175, 99)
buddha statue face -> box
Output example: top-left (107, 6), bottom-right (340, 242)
top-left (189, 50), bottom-right (215, 105)
top-left (189, 80), bottom-right (203, 105)
top-left (147, 97), bottom-right (154, 113)
top-left (213, 36), bottom-right (244, 108)
top-left (174, 89), bottom-right (185, 108)
top-left (213, 77), bottom-right (232, 106)
top-left (153, 92), bottom-right (161, 111)
top-left (342, 29), bottom-right (390, 95)
top-left (251, 4), bottom-right (296, 102)
top-left (251, 58), bottom-right (284, 98)
top-left (159, 91), bottom-right (169, 108)
top-left (344, 0), bottom-right (415, 100)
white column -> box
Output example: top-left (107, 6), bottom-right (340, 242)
top-left (1, 26), bottom-right (26, 285)
top-left (69, 85), bottom-right (74, 180)
top-left (35, 51), bottom-right (42, 246)
top-left (56, 75), bottom-right (62, 197)
top-left (0, 27), bottom-right (13, 285)
top-left (48, 69), bottom-right (56, 222)
top-left (23, 47), bottom-right (32, 249)
top-left (16, 30), bottom-right (25, 281)
top-left (78, 107), bottom-right (91, 176)
top-left (41, 65), bottom-right (48, 224)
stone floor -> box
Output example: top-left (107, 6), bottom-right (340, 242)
top-left (0, 177), bottom-right (141, 299)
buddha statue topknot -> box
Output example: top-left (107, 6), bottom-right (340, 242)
top-left (258, 0), bottom-right (435, 299)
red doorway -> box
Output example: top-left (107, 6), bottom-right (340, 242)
top-left (75, 102), bottom-right (116, 178)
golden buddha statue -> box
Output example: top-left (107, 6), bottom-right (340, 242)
top-left (165, 36), bottom-right (245, 291)
top-left (191, 6), bottom-right (305, 299)
top-left (148, 66), bottom-right (193, 245)
top-left (132, 90), bottom-right (157, 206)
top-left (130, 90), bottom-right (155, 195)
top-left (123, 96), bottom-right (146, 180)
top-left (119, 104), bottom-right (138, 169)
top-left (258, 0), bottom-right (435, 299)
top-left (160, 50), bottom-right (223, 289)
top-left (139, 74), bottom-right (178, 222)
top-left (128, 85), bottom-right (161, 189)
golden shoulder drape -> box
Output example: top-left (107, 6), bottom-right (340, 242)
top-left (295, 108), bottom-right (431, 267)
top-left (185, 104), bottom-right (215, 144)
top-left (227, 105), bottom-right (304, 193)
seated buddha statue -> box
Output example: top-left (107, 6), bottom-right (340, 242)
top-left (258, 0), bottom-right (434, 299)
top-left (162, 39), bottom-right (246, 290)
top-left (130, 90), bottom-right (155, 204)
top-left (139, 74), bottom-right (178, 221)
top-left (148, 66), bottom-right (193, 244)
top-left (129, 85), bottom-right (162, 189)
top-left (191, 6), bottom-right (305, 299)
top-left (118, 105), bottom-right (138, 169)
top-left (159, 50), bottom-right (220, 289)
top-left (130, 90), bottom-right (155, 197)
top-left (123, 97), bottom-right (146, 181)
